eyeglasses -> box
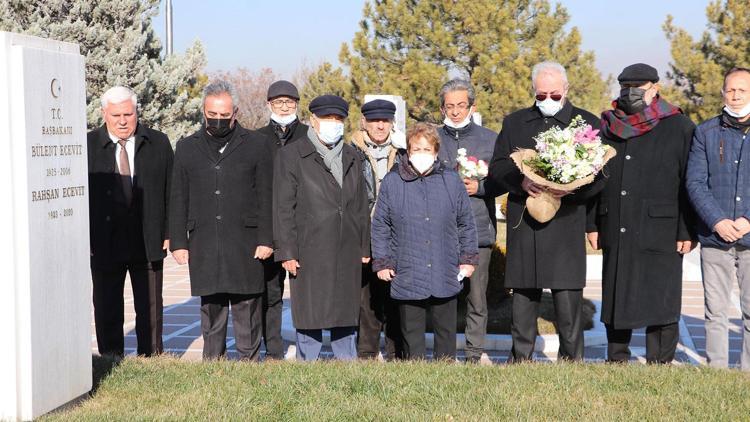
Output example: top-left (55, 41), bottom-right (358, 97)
top-left (535, 93), bottom-right (563, 101)
top-left (270, 99), bottom-right (297, 109)
top-left (443, 102), bottom-right (470, 111)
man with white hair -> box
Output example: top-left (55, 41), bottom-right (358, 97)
top-left (489, 61), bottom-right (605, 362)
top-left (88, 86), bottom-right (174, 357)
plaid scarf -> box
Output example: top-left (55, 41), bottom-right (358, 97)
top-left (600, 96), bottom-right (682, 140)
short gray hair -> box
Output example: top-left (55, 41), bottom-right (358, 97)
top-left (439, 79), bottom-right (476, 107)
top-left (531, 61), bottom-right (568, 90)
top-left (203, 80), bottom-right (239, 109)
top-left (100, 86), bottom-right (137, 108)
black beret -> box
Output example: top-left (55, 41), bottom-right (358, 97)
top-left (309, 95), bottom-right (349, 118)
top-left (618, 63), bottom-right (659, 85)
top-left (267, 80), bottom-right (299, 100)
top-left (361, 99), bottom-right (396, 120)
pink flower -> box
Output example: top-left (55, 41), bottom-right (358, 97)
top-left (574, 125), bottom-right (600, 144)
top-left (467, 156), bottom-right (478, 163)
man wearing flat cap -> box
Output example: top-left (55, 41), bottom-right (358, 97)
top-left (273, 94), bottom-right (371, 360)
top-left (256, 80), bottom-right (309, 360)
top-left (349, 98), bottom-right (405, 360)
top-left (587, 63), bottom-right (696, 363)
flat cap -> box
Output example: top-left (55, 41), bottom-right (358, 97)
top-left (618, 63), bottom-right (659, 85)
top-left (361, 99), bottom-right (396, 120)
top-left (267, 80), bottom-right (299, 100)
top-left (309, 95), bottom-right (349, 118)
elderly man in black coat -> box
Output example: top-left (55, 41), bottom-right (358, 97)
top-left (88, 85), bottom-right (173, 357)
top-left (274, 94), bottom-right (370, 361)
top-left (169, 80), bottom-right (274, 361)
top-left (490, 61), bottom-right (605, 362)
top-left (588, 63), bottom-right (695, 364)
top-left (255, 80), bottom-right (309, 360)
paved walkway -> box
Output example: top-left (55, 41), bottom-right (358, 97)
top-left (92, 251), bottom-right (744, 366)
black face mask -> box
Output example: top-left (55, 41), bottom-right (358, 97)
top-left (617, 87), bottom-right (647, 115)
top-left (205, 117), bottom-right (234, 138)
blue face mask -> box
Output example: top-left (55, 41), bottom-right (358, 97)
top-left (317, 120), bottom-right (344, 145)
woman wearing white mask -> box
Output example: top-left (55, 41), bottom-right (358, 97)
top-left (371, 122), bottom-right (478, 361)
top-left (273, 94), bottom-right (371, 361)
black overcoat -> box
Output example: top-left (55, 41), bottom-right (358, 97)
top-left (592, 112), bottom-right (695, 329)
top-left (273, 136), bottom-right (370, 330)
top-left (169, 126), bottom-right (273, 297)
top-left (256, 120), bottom-right (309, 155)
top-left (88, 124), bottom-right (173, 269)
top-left (489, 102), bottom-right (604, 289)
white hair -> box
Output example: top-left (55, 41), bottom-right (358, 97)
top-left (100, 86), bottom-right (137, 108)
top-left (531, 61), bottom-right (568, 90)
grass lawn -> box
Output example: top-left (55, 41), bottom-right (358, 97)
top-left (46, 356), bottom-right (750, 420)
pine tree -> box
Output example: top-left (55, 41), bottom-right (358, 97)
top-left (663, 0), bottom-right (750, 123)
top-left (305, 0), bottom-right (610, 131)
top-left (0, 0), bottom-right (207, 142)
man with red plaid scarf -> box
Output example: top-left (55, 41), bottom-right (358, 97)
top-left (587, 63), bottom-right (696, 364)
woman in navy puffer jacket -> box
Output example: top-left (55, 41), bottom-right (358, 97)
top-left (371, 123), bottom-right (479, 360)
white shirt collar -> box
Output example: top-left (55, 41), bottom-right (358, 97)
top-left (108, 132), bottom-right (135, 144)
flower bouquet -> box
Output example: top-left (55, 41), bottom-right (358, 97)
top-left (457, 148), bottom-right (488, 180)
top-left (509, 115), bottom-right (615, 223)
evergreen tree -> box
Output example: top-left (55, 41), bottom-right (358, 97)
top-left (663, 0), bottom-right (749, 123)
top-left (306, 0), bottom-right (609, 131)
top-left (0, 0), bottom-right (206, 142)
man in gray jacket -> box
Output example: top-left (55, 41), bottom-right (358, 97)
top-left (437, 78), bottom-right (501, 363)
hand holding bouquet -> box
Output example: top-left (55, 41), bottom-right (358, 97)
top-left (510, 115), bottom-right (615, 223)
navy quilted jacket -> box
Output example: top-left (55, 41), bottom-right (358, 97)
top-left (371, 158), bottom-right (479, 300)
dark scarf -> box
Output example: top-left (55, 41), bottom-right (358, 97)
top-left (201, 125), bottom-right (237, 159)
top-left (600, 96), bottom-right (682, 140)
top-left (270, 117), bottom-right (299, 145)
top-left (721, 110), bottom-right (750, 130)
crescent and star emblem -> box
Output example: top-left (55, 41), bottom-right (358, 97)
top-left (50, 78), bottom-right (61, 98)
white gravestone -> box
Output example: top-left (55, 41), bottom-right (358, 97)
top-left (0, 32), bottom-right (91, 420)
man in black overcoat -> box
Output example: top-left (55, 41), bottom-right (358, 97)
top-left (588, 63), bottom-right (695, 364)
top-left (169, 80), bottom-right (274, 361)
top-left (255, 80), bottom-right (308, 360)
top-left (273, 94), bottom-right (371, 361)
top-left (88, 85), bottom-right (173, 357)
top-left (489, 61), bottom-right (605, 362)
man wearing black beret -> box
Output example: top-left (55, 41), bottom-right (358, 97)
top-left (588, 63), bottom-right (696, 363)
top-left (349, 98), bottom-right (405, 360)
top-left (273, 94), bottom-right (371, 361)
top-left (255, 80), bottom-right (309, 360)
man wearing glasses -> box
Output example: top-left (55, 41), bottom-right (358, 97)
top-left (436, 79), bottom-right (500, 363)
top-left (489, 61), bottom-right (605, 362)
top-left (257, 80), bottom-right (309, 360)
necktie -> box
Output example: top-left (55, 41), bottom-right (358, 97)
top-left (118, 139), bottom-right (133, 204)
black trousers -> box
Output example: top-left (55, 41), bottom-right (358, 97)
top-left (510, 288), bottom-right (584, 362)
top-left (200, 293), bottom-right (262, 361)
top-left (261, 261), bottom-right (285, 359)
top-left (606, 322), bottom-right (679, 364)
top-left (358, 269), bottom-right (403, 360)
top-left (398, 296), bottom-right (457, 361)
top-left (92, 260), bottom-right (164, 356)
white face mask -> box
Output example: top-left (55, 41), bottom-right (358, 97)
top-left (724, 102), bottom-right (750, 119)
top-left (409, 152), bottom-right (435, 174)
top-left (536, 97), bottom-right (564, 117)
top-left (271, 112), bottom-right (297, 126)
top-left (316, 120), bottom-right (344, 145)
top-left (443, 114), bottom-right (472, 129)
